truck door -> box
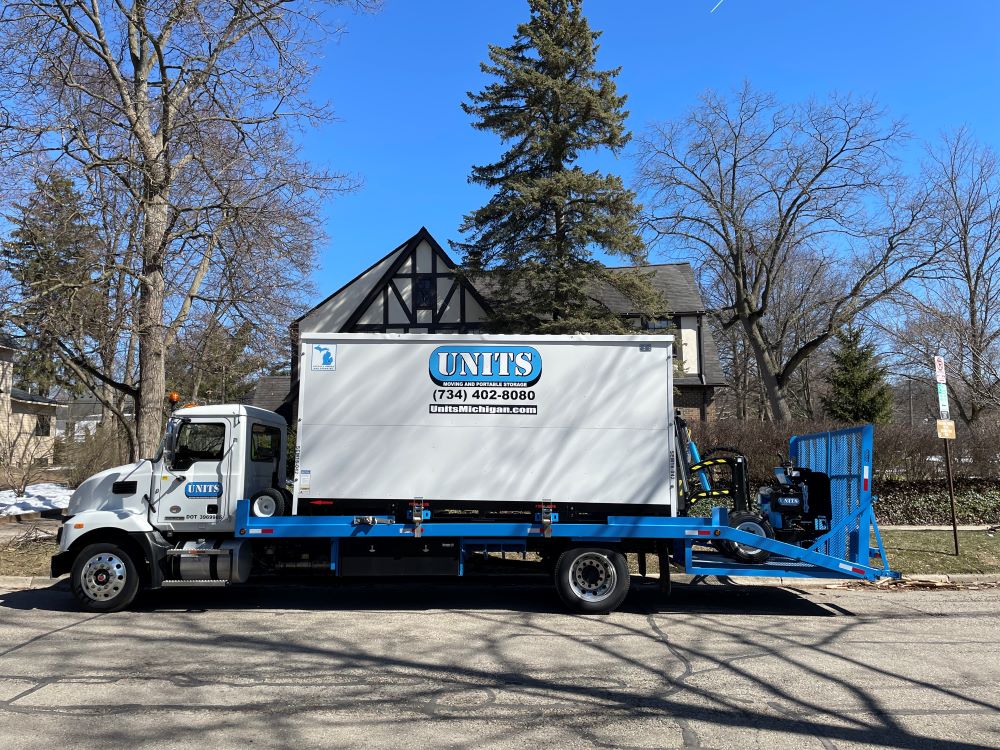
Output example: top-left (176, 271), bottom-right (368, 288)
top-left (156, 420), bottom-right (232, 531)
top-left (246, 422), bottom-right (281, 497)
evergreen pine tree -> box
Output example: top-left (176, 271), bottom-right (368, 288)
top-left (3, 173), bottom-right (99, 396)
top-left (454, 0), bottom-right (662, 333)
top-left (822, 325), bottom-right (894, 424)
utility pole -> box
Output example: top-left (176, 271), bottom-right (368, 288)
top-left (934, 356), bottom-right (959, 556)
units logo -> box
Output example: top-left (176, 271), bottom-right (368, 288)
top-left (185, 482), bottom-right (223, 498)
top-left (429, 345), bottom-right (542, 387)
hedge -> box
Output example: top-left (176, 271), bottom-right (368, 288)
top-left (874, 479), bottom-right (1000, 526)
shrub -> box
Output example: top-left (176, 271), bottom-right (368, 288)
top-left (875, 479), bottom-right (1000, 525)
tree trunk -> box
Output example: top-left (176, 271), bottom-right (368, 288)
top-left (135, 191), bottom-right (169, 458)
top-left (742, 317), bottom-right (794, 422)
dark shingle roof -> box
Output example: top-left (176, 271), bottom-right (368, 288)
top-left (9, 387), bottom-right (60, 407)
top-left (58, 398), bottom-right (107, 421)
top-left (0, 333), bottom-right (17, 350)
top-left (251, 376), bottom-right (292, 412)
top-left (700, 323), bottom-right (726, 386)
top-left (597, 263), bottom-right (706, 315)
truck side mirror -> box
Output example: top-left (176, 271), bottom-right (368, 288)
top-left (166, 417), bottom-right (194, 471)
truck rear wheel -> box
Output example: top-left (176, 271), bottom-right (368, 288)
top-left (71, 543), bottom-right (141, 612)
top-left (554, 547), bottom-right (629, 614)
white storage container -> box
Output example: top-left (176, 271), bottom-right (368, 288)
top-left (294, 333), bottom-right (677, 512)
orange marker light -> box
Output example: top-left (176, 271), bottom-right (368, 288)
top-left (168, 391), bottom-right (181, 405)
top-left (73, 523), bottom-right (84, 529)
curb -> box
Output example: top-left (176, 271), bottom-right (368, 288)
top-left (0, 575), bottom-right (67, 589)
top-left (0, 510), bottom-right (64, 524)
top-left (1, 572), bottom-right (997, 592)
top-left (634, 572), bottom-right (1000, 587)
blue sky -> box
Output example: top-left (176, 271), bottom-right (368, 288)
top-left (303, 0), bottom-right (1000, 299)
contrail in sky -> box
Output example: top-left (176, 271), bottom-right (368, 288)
top-left (710, 0), bottom-right (727, 12)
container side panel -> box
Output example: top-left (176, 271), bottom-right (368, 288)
top-left (296, 336), bottom-right (673, 507)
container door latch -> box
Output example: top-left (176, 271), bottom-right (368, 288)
top-left (536, 502), bottom-right (557, 538)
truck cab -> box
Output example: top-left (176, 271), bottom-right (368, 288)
top-left (52, 405), bottom-right (287, 609)
top-left (153, 405), bottom-right (287, 532)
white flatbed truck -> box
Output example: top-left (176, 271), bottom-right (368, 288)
top-left (52, 333), bottom-right (897, 613)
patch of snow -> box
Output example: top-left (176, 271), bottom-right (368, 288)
top-left (0, 483), bottom-right (73, 517)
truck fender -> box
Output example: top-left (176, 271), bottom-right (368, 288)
top-left (52, 511), bottom-right (171, 587)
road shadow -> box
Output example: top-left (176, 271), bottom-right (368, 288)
top-left (0, 575), bottom-right (838, 617)
top-left (0, 579), bottom-right (996, 750)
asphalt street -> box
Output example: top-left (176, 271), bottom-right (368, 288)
top-left (0, 578), bottom-right (996, 749)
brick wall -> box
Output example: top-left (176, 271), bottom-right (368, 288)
top-left (675, 386), bottom-right (717, 422)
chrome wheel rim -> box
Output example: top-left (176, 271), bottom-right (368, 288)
top-left (568, 552), bottom-right (617, 603)
top-left (252, 495), bottom-right (276, 517)
top-left (733, 520), bottom-right (767, 556)
top-left (80, 553), bottom-right (127, 602)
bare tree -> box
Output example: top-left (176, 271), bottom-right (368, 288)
top-left (0, 0), bottom-right (365, 455)
top-left (881, 129), bottom-right (1000, 424)
top-left (637, 84), bottom-right (933, 421)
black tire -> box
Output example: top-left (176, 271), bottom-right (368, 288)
top-left (70, 542), bottom-right (141, 612)
top-left (250, 488), bottom-right (286, 518)
top-left (554, 547), bottom-right (630, 614)
top-left (725, 511), bottom-right (774, 564)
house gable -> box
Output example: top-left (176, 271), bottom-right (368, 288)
top-left (298, 227), bottom-right (489, 336)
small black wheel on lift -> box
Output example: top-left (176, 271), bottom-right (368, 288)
top-left (71, 542), bottom-right (141, 612)
top-left (554, 547), bottom-right (630, 614)
top-left (250, 488), bottom-right (286, 518)
top-left (725, 511), bottom-right (774, 564)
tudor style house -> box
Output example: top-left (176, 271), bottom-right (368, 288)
top-left (252, 227), bottom-right (725, 422)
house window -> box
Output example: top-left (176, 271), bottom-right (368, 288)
top-left (415, 275), bottom-right (435, 309)
top-left (644, 317), bottom-right (676, 330)
top-left (34, 415), bottom-right (51, 437)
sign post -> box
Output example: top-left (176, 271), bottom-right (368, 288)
top-left (934, 356), bottom-right (959, 556)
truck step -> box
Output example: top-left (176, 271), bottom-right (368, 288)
top-left (165, 548), bottom-right (229, 556)
top-left (161, 579), bottom-right (230, 587)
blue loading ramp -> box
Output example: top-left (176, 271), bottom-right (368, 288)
top-left (685, 424), bottom-right (898, 580)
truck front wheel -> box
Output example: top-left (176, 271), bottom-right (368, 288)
top-left (71, 543), bottom-right (141, 612)
top-left (554, 547), bottom-right (630, 614)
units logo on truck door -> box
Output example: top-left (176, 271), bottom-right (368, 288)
top-left (185, 481), bottom-right (223, 498)
top-left (428, 345), bottom-right (541, 415)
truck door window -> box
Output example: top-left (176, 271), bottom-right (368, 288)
top-left (251, 424), bottom-right (280, 462)
top-left (172, 422), bottom-right (226, 471)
